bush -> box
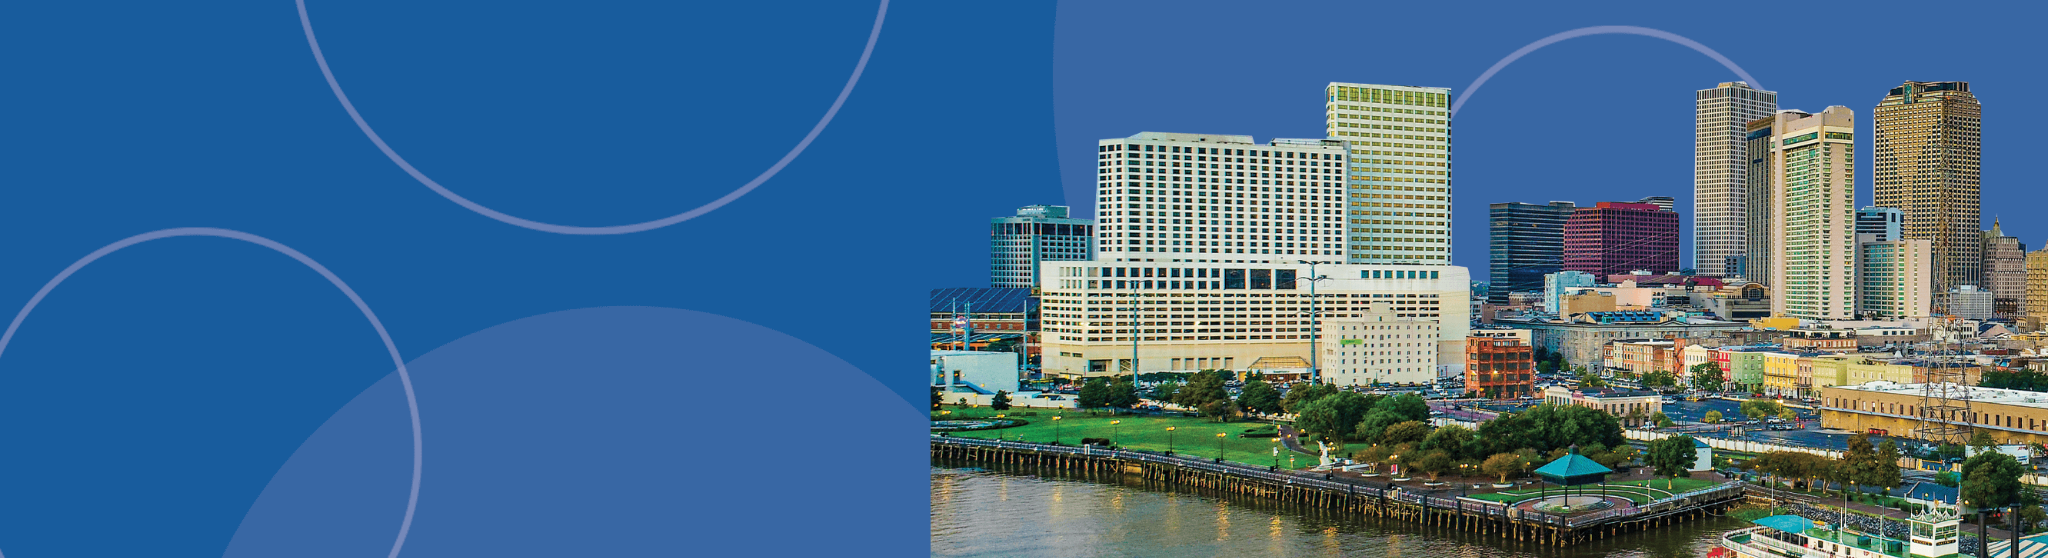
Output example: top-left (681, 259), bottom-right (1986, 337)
top-left (1081, 437), bottom-right (1113, 447)
top-left (1240, 425), bottom-right (1279, 438)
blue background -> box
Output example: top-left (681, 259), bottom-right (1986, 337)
top-left (0, 0), bottom-right (2037, 555)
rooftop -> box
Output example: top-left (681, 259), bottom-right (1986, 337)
top-left (1830, 382), bottom-right (2048, 410)
top-left (930, 288), bottom-right (1033, 314)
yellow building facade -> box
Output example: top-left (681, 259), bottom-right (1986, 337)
top-left (1823, 382), bottom-right (2048, 445)
top-left (1762, 352), bottom-right (1800, 397)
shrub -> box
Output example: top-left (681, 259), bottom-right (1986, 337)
top-left (1081, 438), bottom-right (1113, 447)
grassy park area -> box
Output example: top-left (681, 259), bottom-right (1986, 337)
top-left (1464, 478), bottom-right (1720, 505)
top-left (933, 406), bottom-right (1322, 469)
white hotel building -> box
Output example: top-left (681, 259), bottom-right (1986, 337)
top-left (1038, 261), bottom-right (1469, 382)
top-left (1093, 132), bottom-right (1349, 264)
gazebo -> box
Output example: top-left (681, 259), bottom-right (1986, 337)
top-left (1532, 445), bottom-right (1614, 503)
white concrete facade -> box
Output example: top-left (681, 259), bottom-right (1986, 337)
top-left (931, 350), bottom-right (1020, 395)
top-left (1093, 132), bottom-right (1349, 264)
top-left (1037, 261), bottom-right (1470, 378)
top-left (1694, 82), bottom-right (1779, 276)
top-left (1320, 302), bottom-right (1441, 387)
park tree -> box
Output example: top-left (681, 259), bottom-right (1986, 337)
top-left (1174, 370), bottom-right (1234, 419)
top-left (1840, 434), bottom-right (1881, 498)
top-left (1077, 378), bottom-right (1110, 410)
top-left (1475, 411), bottom-right (1533, 456)
top-left (931, 386), bottom-right (943, 409)
top-left (1643, 370), bottom-right (1677, 389)
top-left (1703, 410), bottom-right (1723, 424)
top-left (1237, 375), bottom-right (1282, 416)
top-left (1352, 444), bottom-right (1395, 473)
top-left (1353, 394), bottom-right (1430, 441)
top-left (1280, 382), bottom-right (1337, 414)
top-left (1106, 376), bottom-right (1141, 410)
top-left (1871, 439), bottom-right (1904, 494)
top-left (1407, 449), bottom-right (1454, 482)
top-left (1652, 411), bottom-right (1674, 428)
top-left (1963, 451), bottom-right (2030, 545)
top-left (1421, 424), bottom-right (1476, 461)
top-left (990, 390), bottom-right (1012, 411)
top-left (1378, 420), bottom-right (1432, 446)
top-left (1740, 399), bottom-right (1785, 421)
top-left (1645, 435), bottom-right (1697, 489)
top-left (1154, 381), bottom-right (1180, 402)
top-left (1578, 367), bottom-right (1607, 388)
top-left (1970, 430), bottom-right (1999, 450)
top-left (1515, 403), bottom-right (1625, 455)
top-left (1481, 452), bottom-right (1529, 484)
top-left (1690, 362), bottom-right (1725, 392)
top-left (1295, 391), bottom-right (1374, 446)
top-left (1778, 407), bottom-right (1798, 422)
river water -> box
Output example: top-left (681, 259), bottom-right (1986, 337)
top-left (932, 463), bottom-right (1742, 557)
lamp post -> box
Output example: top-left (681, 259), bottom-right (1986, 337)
top-left (1052, 415), bottom-right (1063, 445)
top-left (1167, 426), bottom-right (1176, 454)
top-left (1296, 261), bottom-right (1330, 383)
top-left (1111, 419), bottom-right (1122, 448)
top-left (1217, 432), bottom-right (1228, 462)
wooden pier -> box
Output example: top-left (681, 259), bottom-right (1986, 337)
top-left (932, 436), bottom-right (1743, 547)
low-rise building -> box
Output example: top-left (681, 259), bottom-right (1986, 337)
top-left (1783, 327), bottom-right (1858, 353)
top-left (1466, 336), bottom-right (1535, 399)
top-left (1560, 289), bottom-right (1617, 316)
top-left (932, 350), bottom-right (1021, 396)
top-left (1822, 381), bottom-right (2048, 445)
top-left (1542, 386), bottom-right (1663, 427)
top-left (1037, 261), bottom-right (1470, 379)
top-left (1320, 302), bottom-right (1442, 387)
top-left (1500, 314), bottom-right (1749, 369)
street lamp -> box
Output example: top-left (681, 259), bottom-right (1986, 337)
top-left (1297, 261), bottom-right (1331, 383)
top-left (1166, 426), bottom-right (1176, 454)
top-left (1052, 415), bottom-right (1063, 445)
top-left (1111, 419), bottom-right (1122, 448)
top-left (1217, 432), bottom-right (1228, 462)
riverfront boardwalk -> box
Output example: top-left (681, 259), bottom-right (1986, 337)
top-left (932, 436), bottom-right (1745, 547)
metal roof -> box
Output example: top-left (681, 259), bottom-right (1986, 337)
top-left (930, 288), bottom-right (1033, 314)
top-left (1534, 451), bottom-right (1613, 479)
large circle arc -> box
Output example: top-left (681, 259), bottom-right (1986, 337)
top-left (294, 0), bottom-right (891, 235)
top-left (1452, 25), bottom-right (1762, 117)
top-left (0, 228), bottom-right (422, 558)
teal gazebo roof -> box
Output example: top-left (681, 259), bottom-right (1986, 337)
top-left (1534, 448), bottom-right (1613, 486)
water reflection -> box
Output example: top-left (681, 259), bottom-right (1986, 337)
top-left (931, 463), bottom-right (1741, 558)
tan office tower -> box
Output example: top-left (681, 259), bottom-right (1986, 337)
top-left (1325, 83), bottom-right (1453, 265)
top-left (2026, 246), bottom-right (2048, 332)
top-left (1761, 107), bottom-right (1857, 320)
top-left (1982, 220), bottom-right (2027, 319)
top-left (1694, 82), bottom-right (1777, 277)
top-left (1874, 81), bottom-right (1982, 292)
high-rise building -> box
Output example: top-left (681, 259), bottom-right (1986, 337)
top-left (1636, 196), bottom-right (1676, 212)
top-left (1561, 202), bottom-right (1680, 279)
top-left (1856, 233), bottom-right (1932, 320)
top-left (1856, 207), bottom-right (1903, 241)
top-left (1543, 271), bottom-right (1597, 315)
top-left (1982, 220), bottom-right (2027, 319)
top-left (1941, 285), bottom-right (1994, 320)
top-left (1486, 201), bottom-right (1575, 304)
top-left (1743, 114), bottom-right (1778, 286)
top-left (1325, 83), bottom-right (1454, 265)
top-left (2025, 245), bottom-right (2048, 332)
top-left (1093, 132), bottom-right (1348, 264)
top-left (1874, 81), bottom-right (1983, 292)
top-left (1760, 107), bottom-right (1858, 320)
top-left (991, 205), bottom-right (1095, 289)
top-left (1695, 82), bottom-right (1779, 277)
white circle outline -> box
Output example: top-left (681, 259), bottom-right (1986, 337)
top-left (296, 0), bottom-right (890, 235)
top-left (0, 228), bottom-right (422, 558)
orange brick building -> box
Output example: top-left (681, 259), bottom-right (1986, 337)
top-left (1465, 336), bottom-right (1535, 399)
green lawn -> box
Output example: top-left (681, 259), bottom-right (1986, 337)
top-left (933, 406), bottom-right (1322, 469)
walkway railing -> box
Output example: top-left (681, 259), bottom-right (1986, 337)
top-left (933, 437), bottom-right (1743, 529)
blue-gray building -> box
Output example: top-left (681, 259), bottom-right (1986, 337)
top-left (991, 205), bottom-right (1094, 289)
